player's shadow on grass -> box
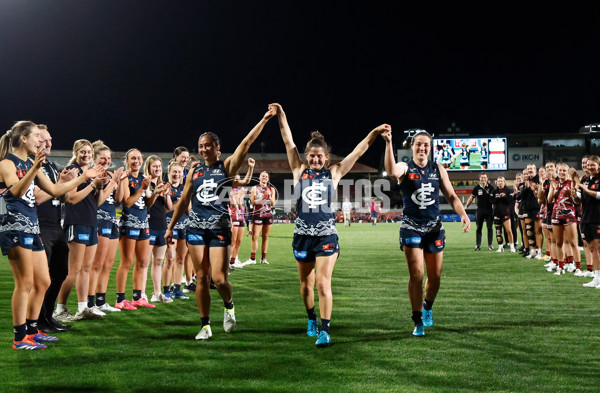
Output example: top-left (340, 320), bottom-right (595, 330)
top-left (434, 318), bottom-right (563, 333)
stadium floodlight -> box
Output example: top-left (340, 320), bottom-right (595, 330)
top-left (581, 124), bottom-right (600, 134)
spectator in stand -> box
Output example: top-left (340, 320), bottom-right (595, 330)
top-left (464, 173), bottom-right (494, 250)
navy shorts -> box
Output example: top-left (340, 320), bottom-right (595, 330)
top-left (399, 227), bottom-right (446, 254)
top-left (186, 228), bottom-right (231, 248)
top-left (523, 211), bottom-right (540, 220)
top-left (252, 216), bottom-right (273, 226)
top-left (581, 224), bottom-right (600, 242)
top-left (552, 217), bottom-right (576, 226)
top-left (232, 220), bottom-right (245, 227)
top-left (493, 214), bottom-right (510, 225)
top-left (150, 229), bottom-right (167, 246)
top-left (120, 226), bottom-right (150, 241)
top-left (98, 220), bottom-right (120, 239)
top-left (371, 211), bottom-right (378, 218)
top-left (172, 227), bottom-right (186, 240)
top-left (292, 234), bottom-right (340, 263)
top-left (0, 231), bottom-right (44, 256)
top-left (65, 225), bottom-right (99, 246)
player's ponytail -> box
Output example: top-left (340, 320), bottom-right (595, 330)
top-left (0, 121), bottom-right (37, 160)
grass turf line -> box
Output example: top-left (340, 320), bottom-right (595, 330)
top-left (1, 222), bottom-right (599, 392)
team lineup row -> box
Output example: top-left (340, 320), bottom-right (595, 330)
top-left (0, 103), bottom-right (472, 350)
top-left (465, 159), bottom-right (600, 287)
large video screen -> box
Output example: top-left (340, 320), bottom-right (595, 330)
top-left (432, 137), bottom-right (507, 171)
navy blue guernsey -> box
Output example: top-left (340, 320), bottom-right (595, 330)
top-left (459, 148), bottom-right (470, 165)
top-left (166, 183), bottom-right (187, 230)
top-left (97, 173), bottom-right (118, 225)
top-left (0, 154), bottom-right (40, 234)
top-left (399, 160), bottom-right (443, 233)
top-left (37, 160), bottom-right (62, 229)
top-left (64, 162), bottom-right (97, 227)
top-left (294, 168), bottom-right (337, 236)
top-left (120, 173), bottom-right (149, 231)
top-left (480, 147), bottom-right (489, 162)
top-left (187, 160), bottom-right (230, 230)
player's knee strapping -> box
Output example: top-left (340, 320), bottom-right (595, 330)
top-left (525, 222), bottom-right (536, 246)
top-left (495, 224), bottom-right (504, 244)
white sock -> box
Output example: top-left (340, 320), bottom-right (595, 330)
top-left (56, 304), bottom-right (66, 313)
top-left (78, 301), bottom-right (88, 313)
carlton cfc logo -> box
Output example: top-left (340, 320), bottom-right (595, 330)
top-left (302, 181), bottom-right (327, 209)
top-left (195, 178), bottom-right (219, 205)
top-left (411, 182), bottom-right (436, 210)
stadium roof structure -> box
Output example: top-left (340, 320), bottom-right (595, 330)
top-left (48, 151), bottom-right (378, 174)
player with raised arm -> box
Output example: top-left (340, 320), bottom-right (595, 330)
top-left (383, 129), bottom-right (470, 336)
top-left (274, 102), bottom-right (389, 347)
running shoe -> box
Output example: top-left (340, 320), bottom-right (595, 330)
top-left (151, 292), bottom-right (173, 303)
top-left (565, 263), bottom-right (576, 273)
top-left (164, 291), bottom-right (172, 299)
top-left (474, 246), bottom-right (481, 251)
top-left (488, 245), bottom-right (494, 251)
top-left (584, 278), bottom-right (600, 287)
top-left (260, 258), bottom-right (269, 265)
top-left (412, 323), bottom-right (425, 337)
top-left (231, 259), bottom-right (245, 269)
top-left (315, 331), bottom-right (331, 347)
top-left (115, 300), bottom-right (137, 310)
top-left (243, 258), bottom-right (257, 266)
top-left (49, 317), bottom-right (72, 331)
top-left (553, 268), bottom-right (564, 276)
top-left (584, 271), bottom-right (595, 278)
top-left (223, 307), bottom-right (236, 333)
top-left (510, 244), bottom-right (516, 253)
top-left (307, 319), bottom-right (318, 337)
top-left (75, 308), bottom-right (102, 320)
top-left (132, 297), bottom-right (156, 308)
top-left (195, 325), bottom-right (212, 340)
top-left (13, 336), bottom-right (47, 350)
top-left (423, 309), bottom-right (433, 327)
top-left (53, 308), bottom-right (80, 323)
top-left (546, 263), bottom-right (557, 272)
top-left (496, 245), bottom-right (504, 253)
top-left (31, 330), bottom-right (58, 343)
top-left (98, 303), bottom-right (121, 312)
top-left (172, 291), bottom-right (189, 300)
top-left (574, 269), bottom-right (585, 277)
top-left (89, 306), bottom-right (106, 317)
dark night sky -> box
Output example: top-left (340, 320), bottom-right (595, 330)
top-left (1, 1), bottom-right (599, 168)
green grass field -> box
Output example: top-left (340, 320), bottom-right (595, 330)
top-left (1, 222), bottom-right (600, 392)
